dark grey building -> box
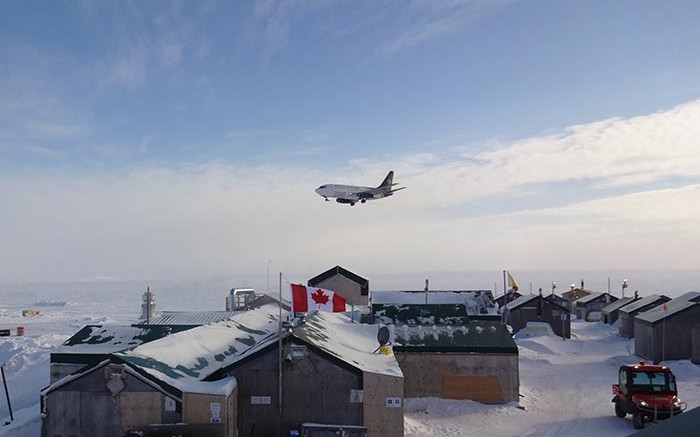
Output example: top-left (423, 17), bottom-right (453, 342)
top-left (505, 294), bottom-right (571, 339)
top-left (574, 292), bottom-right (618, 321)
top-left (308, 265), bottom-right (370, 306)
top-left (618, 295), bottom-right (671, 338)
top-left (495, 291), bottom-right (522, 311)
top-left (601, 297), bottom-right (637, 324)
top-left (634, 292), bottom-right (700, 363)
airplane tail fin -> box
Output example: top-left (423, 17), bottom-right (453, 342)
top-left (378, 171), bottom-right (394, 188)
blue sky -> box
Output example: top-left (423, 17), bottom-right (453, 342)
top-left (2, 1), bottom-right (700, 281)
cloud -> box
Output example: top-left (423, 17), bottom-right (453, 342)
top-left (373, 100), bottom-right (700, 208)
top-left (2, 101), bottom-right (699, 280)
top-left (249, 0), bottom-right (515, 60)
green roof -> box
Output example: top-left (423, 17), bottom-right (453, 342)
top-left (392, 319), bottom-right (518, 354)
top-left (372, 303), bottom-right (469, 326)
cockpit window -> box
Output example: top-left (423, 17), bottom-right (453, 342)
top-left (319, 185), bottom-right (327, 189)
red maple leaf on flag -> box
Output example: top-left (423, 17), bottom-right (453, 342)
top-left (311, 288), bottom-right (329, 306)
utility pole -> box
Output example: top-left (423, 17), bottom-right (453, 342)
top-left (1, 364), bottom-right (13, 424)
top-left (266, 260), bottom-right (272, 295)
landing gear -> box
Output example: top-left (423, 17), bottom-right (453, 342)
top-left (360, 199), bottom-right (366, 203)
top-left (324, 197), bottom-right (329, 201)
top-left (350, 202), bottom-right (355, 206)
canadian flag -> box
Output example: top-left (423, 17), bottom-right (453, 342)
top-left (291, 284), bottom-right (347, 313)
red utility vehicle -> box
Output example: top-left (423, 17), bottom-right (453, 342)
top-left (612, 359), bottom-right (686, 429)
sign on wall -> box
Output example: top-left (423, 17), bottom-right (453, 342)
top-left (385, 397), bottom-right (402, 408)
top-left (350, 389), bottom-right (364, 403)
top-left (165, 397), bottom-right (176, 412)
top-left (210, 402), bottom-right (221, 423)
top-left (251, 396), bottom-right (272, 405)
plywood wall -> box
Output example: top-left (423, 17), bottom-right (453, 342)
top-left (362, 372), bottom-right (404, 437)
top-left (396, 353), bottom-right (519, 402)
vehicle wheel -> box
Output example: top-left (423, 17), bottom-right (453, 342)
top-left (615, 400), bottom-right (626, 418)
top-left (632, 412), bottom-right (643, 429)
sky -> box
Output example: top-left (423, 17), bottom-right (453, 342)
top-left (1, 1), bottom-right (700, 284)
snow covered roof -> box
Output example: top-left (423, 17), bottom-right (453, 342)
top-left (371, 304), bottom-right (469, 326)
top-left (600, 297), bottom-right (636, 314)
top-left (116, 303), bottom-right (282, 393)
top-left (292, 312), bottom-right (403, 377)
top-left (371, 290), bottom-right (497, 315)
top-left (618, 295), bottom-right (670, 315)
top-left (575, 292), bottom-right (611, 304)
top-left (391, 319), bottom-right (517, 354)
top-left (55, 324), bottom-right (185, 355)
top-left (144, 311), bottom-right (238, 326)
top-left (635, 292), bottom-right (700, 324)
top-left (504, 294), bottom-right (539, 310)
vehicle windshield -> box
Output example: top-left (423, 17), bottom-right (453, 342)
top-left (630, 371), bottom-right (676, 393)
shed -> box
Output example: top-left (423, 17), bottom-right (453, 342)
top-left (634, 292), bottom-right (700, 362)
top-left (374, 303), bottom-right (517, 403)
top-left (494, 291), bottom-right (522, 311)
top-left (600, 297), bottom-right (637, 324)
top-left (618, 295), bottom-right (671, 338)
top-left (308, 265), bottom-right (369, 306)
top-left (41, 360), bottom-right (237, 437)
top-left (574, 292), bottom-right (618, 321)
top-left (561, 287), bottom-right (593, 312)
top-left (505, 294), bottom-right (571, 339)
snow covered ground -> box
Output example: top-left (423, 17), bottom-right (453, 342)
top-left (1, 281), bottom-right (698, 437)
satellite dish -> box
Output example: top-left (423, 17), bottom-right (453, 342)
top-left (377, 326), bottom-right (390, 347)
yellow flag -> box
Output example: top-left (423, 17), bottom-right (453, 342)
top-left (507, 272), bottom-right (519, 292)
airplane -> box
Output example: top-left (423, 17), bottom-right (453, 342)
top-left (315, 171), bottom-right (405, 206)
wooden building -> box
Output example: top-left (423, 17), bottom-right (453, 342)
top-left (373, 303), bottom-right (518, 403)
top-left (505, 294), bottom-right (571, 339)
top-left (600, 297), bottom-right (637, 324)
top-left (41, 360), bottom-right (237, 437)
top-left (574, 292), bottom-right (618, 321)
top-left (209, 312), bottom-right (404, 437)
top-left (618, 294), bottom-right (671, 338)
top-left (634, 292), bottom-right (700, 363)
top-left (308, 265), bottom-right (370, 306)
top-left (562, 284), bottom-right (594, 313)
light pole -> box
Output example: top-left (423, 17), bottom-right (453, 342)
top-left (622, 278), bottom-right (628, 299)
top-left (266, 260), bottom-right (272, 295)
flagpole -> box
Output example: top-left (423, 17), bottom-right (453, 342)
top-left (502, 270), bottom-right (508, 325)
top-left (278, 272), bottom-right (283, 435)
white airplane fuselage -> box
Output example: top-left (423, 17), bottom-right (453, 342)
top-left (315, 171), bottom-right (405, 206)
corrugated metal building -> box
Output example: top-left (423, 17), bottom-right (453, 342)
top-left (574, 292), bottom-right (618, 321)
top-left (505, 294), bottom-right (571, 339)
top-left (308, 265), bottom-right (370, 306)
top-left (618, 295), bottom-right (671, 338)
top-left (601, 297), bottom-right (637, 324)
top-left (634, 292), bottom-right (700, 363)
top-left (373, 303), bottom-right (518, 403)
